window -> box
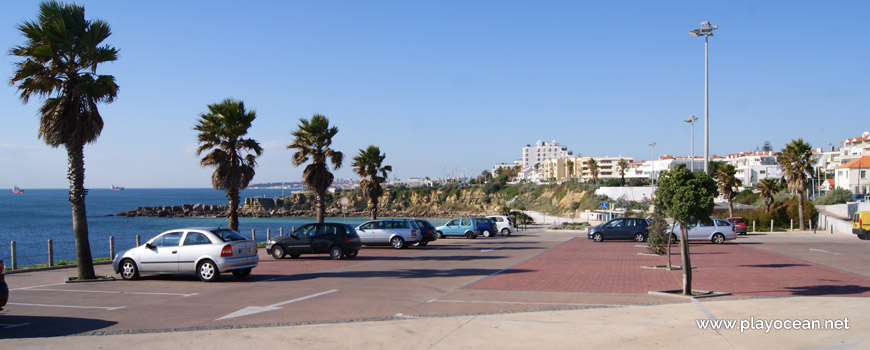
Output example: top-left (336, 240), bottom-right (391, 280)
top-left (318, 225), bottom-right (336, 236)
top-left (359, 222), bottom-right (375, 230)
top-left (212, 229), bottom-right (248, 242)
top-left (461, 219), bottom-right (471, 226)
top-left (294, 225), bottom-right (317, 237)
top-left (863, 170), bottom-right (867, 179)
top-left (152, 232), bottom-right (183, 247)
top-left (447, 219), bottom-right (458, 226)
top-left (395, 221), bottom-right (409, 229)
top-left (183, 232), bottom-right (210, 245)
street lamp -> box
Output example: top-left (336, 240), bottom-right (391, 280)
top-left (649, 142), bottom-right (657, 187)
top-left (689, 20), bottom-right (718, 174)
top-left (684, 115), bottom-right (698, 171)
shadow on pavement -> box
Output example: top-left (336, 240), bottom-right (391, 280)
top-left (785, 284), bottom-right (870, 296)
top-left (0, 315), bottom-right (116, 338)
top-left (256, 268), bottom-right (535, 282)
top-left (742, 263), bottom-right (811, 268)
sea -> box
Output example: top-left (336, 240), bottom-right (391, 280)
top-left (0, 188), bottom-right (429, 268)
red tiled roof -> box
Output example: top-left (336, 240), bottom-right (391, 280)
top-left (837, 156), bottom-right (870, 169)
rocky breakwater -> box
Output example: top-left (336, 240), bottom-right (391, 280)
top-left (115, 204), bottom-right (230, 218)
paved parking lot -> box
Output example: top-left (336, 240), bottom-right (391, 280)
top-left (2, 227), bottom-right (868, 339)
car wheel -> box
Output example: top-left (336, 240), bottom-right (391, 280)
top-left (501, 228), bottom-right (510, 236)
top-left (345, 250), bottom-right (358, 258)
top-left (197, 260), bottom-right (220, 282)
top-left (670, 234), bottom-right (678, 244)
top-left (593, 233), bottom-right (603, 242)
top-left (712, 233), bottom-right (726, 244)
top-left (482, 230), bottom-right (493, 238)
top-left (232, 268), bottom-right (251, 279)
top-left (391, 236), bottom-right (406, 249)
top-left (330, 246), bottom-right (344, 260)
top-left (289, 252), bottom-right (301, 258)
top-left (271, 245), bottom-right (285, 259)
top-left (634, 233), bottom-right (646, 242)
top-left (465, 232), bottom-right (476, 239)
top-left (858, 233), bottom-right (866, 240)
top-left (436, 231), bottom-right (445, 239)
top-left (120, 259), bottom-right (139, 280)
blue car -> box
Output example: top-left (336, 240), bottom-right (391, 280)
top-left (435, 218), bottom-right (497, 239)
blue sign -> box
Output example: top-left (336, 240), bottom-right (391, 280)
top-left (601, 202), bottom-right (608, 209)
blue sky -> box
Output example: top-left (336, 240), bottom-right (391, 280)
top-left (1, 1), bottom-right (868, 188)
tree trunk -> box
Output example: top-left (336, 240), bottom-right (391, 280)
top-left (315, 191), bottom-right (325, 224)
top-left (227, 187), bottom-right (240, 231)
top-left (67, 144), bottom-right (96, 280)
top-left (680, 226), bottom-right (692, 295)
top-left (727, 198), bottom-right (734, 218)
top-left (797, 190), bottom-right (805, 230)
top-left (370, 197), bottom-right (379, 220)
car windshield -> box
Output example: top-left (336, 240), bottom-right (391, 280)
top-left (210, 229), bottom-right (247, 242)
top-left (730, 218), bottom-right (745, 224)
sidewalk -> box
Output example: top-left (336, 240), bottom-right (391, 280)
top-left (3, 297), bottom-right (867, 349)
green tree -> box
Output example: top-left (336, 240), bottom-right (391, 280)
top-left (352, 145), bottom-right (392, 219)
top-left (588, 158), bottom-right (599, 183)
top-left (757, 178), bottom-right (780, 212)
top-left (9, 1), bottom-right (119, 280)
top-left (654, 164), bottom-right (718, 295)
top-left (288, 114), bottom-right (343, 223)
top-left (617, 158), bottom-right (630, 186)
top-left (778, 139), bottom-right (813, 230)
top-left (195, 99), bottom-right (262, 231)
top-left (762, 140), bottom-right (773, 152)
top-left (715, 163), bottom-right (742, 218)
top-left (566, 159), bottom-right (575, 179)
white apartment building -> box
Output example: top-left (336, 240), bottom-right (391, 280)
top-left (521, 140), bottom-right (573, 169)
top-left (624, 156), bottom-right (709, 181)
top-left (541, 156), bottom-right (633, 182)
top-left (840, 132), bottom-right (870, 165)
top-left (724, 152), bottom-right (781, 188)
top-left (834, 156), bottom-right (870, 196)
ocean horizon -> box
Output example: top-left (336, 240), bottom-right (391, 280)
top-left (1, 188), bottom-right (443, 268)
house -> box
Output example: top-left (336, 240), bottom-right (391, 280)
top-left (834, 156), bottom-right (870, 196)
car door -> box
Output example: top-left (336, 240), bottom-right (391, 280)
top-left (460, 218), bottom-right (473, 235)
top-left (356, 221), bottom-right (380, 244)
top-left (601, 219), bottom-right (627, 239)
top-left (442, 219), bottom-right (461, 236)
top-left (139, 231), bottom-right (183, 273)
top-left (311, 224), bottom-right (336, 253)
top-left (177, 231), bottom-right (213, 272)
top-left (285, 224), bottom-right (317, 254)
top-left (690, 218), bottom-right (715, 240)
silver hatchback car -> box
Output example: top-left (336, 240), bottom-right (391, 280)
top-left (113, 227), bottom-right (259, 282)
top-left (355, 219), bottom-right (422, 249)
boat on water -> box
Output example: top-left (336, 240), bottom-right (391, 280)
top-left (12, 186), bottom-right (24, 194)
top-left (111, 185), bottom-right (125, 191)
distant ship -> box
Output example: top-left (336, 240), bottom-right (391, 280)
top-left (12, 186), bottom-right (24, 194)
top-left (111, 185), bottom-right (125, 191)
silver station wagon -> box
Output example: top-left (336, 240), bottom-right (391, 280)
top-left (113, 227), bottom-right (259, 282)
top-left (355, 219), bottom-right (422, 249)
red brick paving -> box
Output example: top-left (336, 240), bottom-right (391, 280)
top-left (467, 237), bottom-right (870, 297)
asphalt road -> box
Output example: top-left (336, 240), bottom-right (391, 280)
top-left (1, 226), bottom-right (867, 339)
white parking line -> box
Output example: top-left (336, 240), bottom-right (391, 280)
top-left (13, 283), bottom-right (66, 290)
top-left (809, 248), bottom-right (841, 255)
top-left (0, 323), bottom-right (31, 329)
top-left (20, 288), bottom-right (198, 297)
top-left (8, 302), bottom-right (126, 311)
top-left (480, 247), bottom-right (501, 252)
top-left (216, 289), bottom-right (338, 321)
top-left (427, 299), bottom-right (625, 308)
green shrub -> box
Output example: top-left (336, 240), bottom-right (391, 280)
top-left (814, 188), bottom-right (853, 205)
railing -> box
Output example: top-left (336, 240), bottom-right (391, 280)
top-left (0, 226), bottom-right (297, 271)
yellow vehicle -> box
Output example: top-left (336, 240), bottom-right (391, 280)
top-left (852, 211), bottom-right (870, 240)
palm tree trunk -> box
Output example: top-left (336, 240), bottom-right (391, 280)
top-left (67, 144), bottom-right (96, 280)
top-left (680, 226), bottom-right (692, 295)
top-left (316, 191), bottom-right (326, 224)
top-left (370, 197), bottom-right (379, 220)
top-left (227, 187), bottom-right (240, 231)
top-left (728, 199), bottom-right (734, 218)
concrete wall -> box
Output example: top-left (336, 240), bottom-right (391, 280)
top-left (594, 186), bottom-right (654, 202)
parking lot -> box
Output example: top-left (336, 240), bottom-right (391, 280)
top-left (2, 226), bottom-right (869, 339)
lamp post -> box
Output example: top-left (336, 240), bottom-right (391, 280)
top-left (689, 21), bottom-right (718, 174)
top-left (649, 142), bottom-right (657, 187)
top-left (684, 115), bottom-right (698, 171)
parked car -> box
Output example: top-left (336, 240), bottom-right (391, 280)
top-left (113, 227), bottom-right (258, 282)
top-left (0, 259), bottom-right (7, 311)
top-left (268, 223), bottom-right (362, 259)
top-left (727, 217), bottom-right (748, 235)
top-left (356, 219), bottom-right (422, 249)
top-left (486, 215), bottom-right (515, 236)
top-left (670, 217), bottom-right (737, 244)
top-left (587, 217), bottom-right (650, 242)
top-left (852, 211), bottom-right (870, 240)
top-left (435, 218), bottom-right (497, 239)
top-left (413, 219), bottom-right (438, 246)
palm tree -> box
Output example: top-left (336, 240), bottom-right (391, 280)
top-left (617, 158), bottom-right (630, 186)
top-left (566, 159), bottom-right (575, 179)
top-left (588, 158), bottom-right (600, 183)
top-left (195, 99), bottom-right (262, 231)
top-left (757, 178), bottom-right (779, 212)
top-left (778, 138), bottom-right (813, 230)
top-left (715, 163), bottom-right (742, 218)
top-left (352, 145), bottom-right (392, 219)
top-left (288, 114), bottom-right (343, 223)
top-left (9, 1), bottom-right (119, 281)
